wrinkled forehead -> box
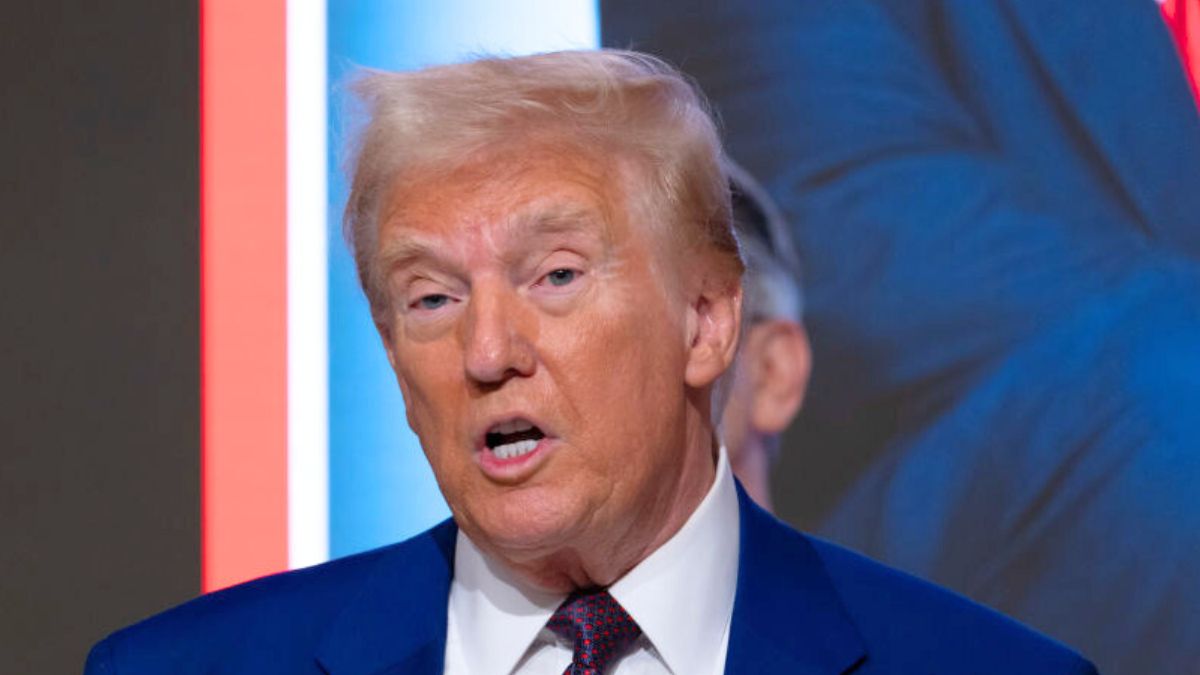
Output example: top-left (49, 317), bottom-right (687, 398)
top-left (376, 141), bottom-right (668, 261)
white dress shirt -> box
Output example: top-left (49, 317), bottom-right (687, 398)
top-left (443, 447), bottom-right (741, 675)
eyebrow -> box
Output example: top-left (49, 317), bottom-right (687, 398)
top-left (376, 203), bottom-right (607, 275)
top-left (511, 204), bottom-right (607, 242)
top-left (375, 235), bottom-right (439, 278)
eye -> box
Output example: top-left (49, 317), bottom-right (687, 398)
top-left (413, 293), bottom-right (451, 310)
top-left (544, 268), bottom-right (578, 287)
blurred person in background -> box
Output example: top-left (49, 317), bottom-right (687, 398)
top-left (720, 163), bottom-right (809, 512)
top-left (604, 1), bottom-right (1200, 673)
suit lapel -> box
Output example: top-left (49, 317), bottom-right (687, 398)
top-left (315, 520), bottom-right (458, 675)
top-left (1007, 0), bottom-right (1200, 255)
top-left (724, 484), bottom-right (866, 675)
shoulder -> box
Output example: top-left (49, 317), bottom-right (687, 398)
top-left (734, 491), bottom-right (1095, 673)
top-left (86, 520), bottom-right (456, 675)
top-left (806, 535), bottom-right (1097, 674)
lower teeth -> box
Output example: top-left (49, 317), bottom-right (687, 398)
top-left (493, 438), bottom-right (538, 460)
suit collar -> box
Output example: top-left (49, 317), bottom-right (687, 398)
top-left (724, 483), bottom-right (866, 675)
top-left (315, 520), bottom-right (457, 675)
top-left (1007, 0), bottom-right (1200, 255)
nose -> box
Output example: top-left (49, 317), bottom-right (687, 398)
top-left (461, 283), bottom-right (536, 387)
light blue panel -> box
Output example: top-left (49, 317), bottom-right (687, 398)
top-left (327, 1), bottom-right (600, 558)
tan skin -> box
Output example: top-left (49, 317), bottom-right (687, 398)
top-left (374, 145), bottom-right (742, 592)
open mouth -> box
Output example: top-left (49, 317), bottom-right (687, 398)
top-left (485, 419), bottom-right (546, 460)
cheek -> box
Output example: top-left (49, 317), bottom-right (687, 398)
top-left (550, 291), bottom-right (687, 448)
top-left (391, 343), bottom-right (466, 447)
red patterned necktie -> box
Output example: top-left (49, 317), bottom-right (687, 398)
top-left (546, 589), bottom-right (642, 675)
top-left (1161, 0), bottom-right (1200, 108)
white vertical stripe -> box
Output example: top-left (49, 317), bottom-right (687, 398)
top-left (286, 0), bottom-right (330, 569)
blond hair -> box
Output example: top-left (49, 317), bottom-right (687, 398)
top-left (343, 49), bottom-right (742, 317)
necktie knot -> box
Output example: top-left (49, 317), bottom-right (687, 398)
top-left (547, 589), bottom-right (641, 675)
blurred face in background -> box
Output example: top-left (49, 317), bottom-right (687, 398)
top-left (372, 144), bottom-right (739, 590)
top-left (718, 316), bottom-right (810, 511)
top-left (717, 172), bottom-right (810, 512)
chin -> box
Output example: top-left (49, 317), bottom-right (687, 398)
top-left (463, 488), bottom-right (591, 563)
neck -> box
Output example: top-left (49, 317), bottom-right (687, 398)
top-left (729, 436), bottom-right (773, 512)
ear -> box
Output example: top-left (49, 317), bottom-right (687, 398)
top-left (746, 320), bottom-right (811, 434)
top-left (684, 276), bottom-right (743, 389)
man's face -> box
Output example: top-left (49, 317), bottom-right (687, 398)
top-left (374, 147), bottom-right (720, 588)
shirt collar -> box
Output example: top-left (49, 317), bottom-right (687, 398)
top-left (447, 447), bottom-right (740, 675)
top-left (448, 525), bottom-right (563, 675)
top-left (608, 446), bottom-right (740, 674)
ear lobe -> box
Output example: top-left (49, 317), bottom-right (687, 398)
top-left (748, 320), bottom-right (811, 433)
top-left (684, 280), bottom-right (743, 389)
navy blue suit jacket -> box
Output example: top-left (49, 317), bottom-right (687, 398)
top-left (602, 2), bottom-right (1200, 672)
top-left (85, 485), bottom-right (1094, 674)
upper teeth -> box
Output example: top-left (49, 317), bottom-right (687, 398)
top-left (492, 419), bottom-right (534, 435)
top-left (493, 438), bottom-right (538, 460)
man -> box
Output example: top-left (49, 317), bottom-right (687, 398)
top-left (719, 164), bottom-right (810, 512)
top-left (602, 3), bottom-right (1200, 673)
top-left (85, 50), bottom-right (1095, 674)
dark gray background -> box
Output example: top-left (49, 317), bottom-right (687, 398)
top-left (1, 1), bottom-right (201, 672)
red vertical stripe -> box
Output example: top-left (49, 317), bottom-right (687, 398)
top-left (1162, 0), bottom-right (1200, 109)
top-left (201, 0), bottom-right (288, 592)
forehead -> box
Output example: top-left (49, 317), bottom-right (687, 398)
top-left (380, 145), bottom-right (633, 245)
